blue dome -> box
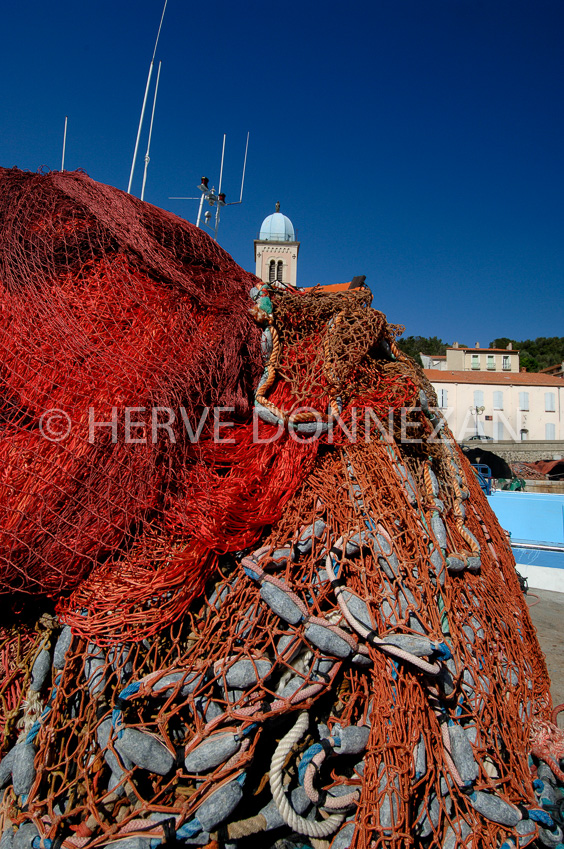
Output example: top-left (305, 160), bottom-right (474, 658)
top-left (259, 211), bottom-right (295, 242)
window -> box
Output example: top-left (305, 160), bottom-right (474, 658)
top-left (487, 354), bottom-right (495, 370)
top-left (545, 392), bottom-right (556, 412)
top-left (502, 355), bottom-right (511, 371)
top-left (520, 429), bottom-right (528, 441)
top-left (473, 390), bottom-right (484, 407)
top-left (546, 423), bottom-right (556, 440)
top-left (268, 260), bottom-right (276, 283)
top-left (276, 260), bottom-right (284, 282)
top-left (493, 391), bottom-right (503, 410)
top-left (519, 392), bottom-right (529, 411)
top-left (437, 389), bottom-right (448, 408)
top-left (471, 354), bottom-right (480, 370)
top-left (494, 422), bottom-right (504, 441)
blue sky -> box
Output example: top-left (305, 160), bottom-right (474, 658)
top-left (2, 0), bottom-right (563, 346)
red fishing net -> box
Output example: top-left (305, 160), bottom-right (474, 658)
top-left (0, 167), bottom-right (562, 849)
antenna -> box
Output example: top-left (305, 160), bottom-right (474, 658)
top-left (61, 116), bottom-right (68, 172)
top-left (127, 0), bottom-right (167, 194)
top-left (214, 134), bottom-right (226, 239)
top-left (168, 133), bottom-right (250, 240)
top-left (140, 61), bottom-right (162, 201)
top-left (235, 131), bottom-right (249, 204)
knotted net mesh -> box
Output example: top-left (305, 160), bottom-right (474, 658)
top-left (0, 167), bottom-right (562, 849)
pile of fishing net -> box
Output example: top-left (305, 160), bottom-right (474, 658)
top-left (1, 166), bottom-right (564, 849)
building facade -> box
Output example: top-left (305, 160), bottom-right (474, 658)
top-left (421, 342), bottom-right (519, 373)
top-left (425, 369), bottom-right (564, 443)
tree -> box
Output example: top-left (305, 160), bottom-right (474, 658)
top-left (489, 337), bottom-right (564, 372)
top-left (396, 336), bottom-right (450, 365)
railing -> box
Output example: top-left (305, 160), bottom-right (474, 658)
top-left (471, 463), bottom-right (493, 495)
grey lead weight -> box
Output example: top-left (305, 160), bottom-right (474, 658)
top-left (277, 634), bottom-right (302, 663)
top-left (0, 829), bottom-right (13, 849)
top-left (30, 648), bottom-right (51, 692)
top-left (413, 734), bottom-right (426, 780)
top-left (184, 733), bottom-right (241, 774)
top-left (431, 514), bottom-right (447, 549)
top-left (115, 728), bottom-right (174, 776)
top-left (12, 743), bottom-right (36, 797)
top-left (269, 547), bottom-right (292, 568)
top-left (417, 793), bottom-right (440, 838)
top-left (53, 625), bottom-right (72, 670)
top-left (107, 644), bottom-right (133, 684)
top-left (224, 658), bottom-right (272, 689)
top-left (333, 725), bottom-right (370, 756)
top-left (260, 786), bottom-right (310, 830)
top-left (260, 582), bottom-right (303, 625)
top-left (514, 819), bottom-right (538, 847)
top-left (97, 718), bottom-right (133, 777)
top-left (196, 779), bottom-right (243, 832)
top-left (428, 468), bottom-right (439, 497)
top-left (13, 823), bottom-right (38, 849)
top-left (261, 327), bottom-right (273, 358)
top-left (380, 634), bottom-right (435, 657)
top-left (84, 643), bottom-right (106, 696)
top-left (0, 746), bottom-right (17, 789)
top-left (329, 822), bottom-right (355, 849)
top-left (154, 669), bottom-right (205, 699)
top-left (467, 790), bottom-right (520, 826)
top-left (537, 823), bottom-right (563, 847)
top-left (446, 555), bottom-right (466, 573)
top-left (340, 589), bottom-right (373, 630)
top-left (396, 465), bottom-right (418, 504)
top-left (295, 519), bottom-right (326, 554)
top-left (101, 839), bottom-right (152, 849)
top-left (351, 652), bottom-right (372, 667)
top-left (277, 675), bottom-right (307, 699)
top-left (378, 553), bottom-right (401, 580)
top-left (442, 820), bottom-right (471, 849)
top-left (447, 723), bottom-right (479, 784)
top-left (304, 623), bottom-right (353, 659)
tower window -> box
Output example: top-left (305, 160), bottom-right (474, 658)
top-left (269, 260), bottom-right (276, 283)
top-left (276, 261), bottom-right (284, 282)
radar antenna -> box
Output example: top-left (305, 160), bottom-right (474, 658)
top-left (169, 132), bottom-right (249, 241)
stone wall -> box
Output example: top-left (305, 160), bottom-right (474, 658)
top-left (459, 440), bottom-right (564, 463)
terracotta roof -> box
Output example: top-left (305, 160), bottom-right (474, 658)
top-left (540, 363), bottom-right (564, 374)
top-left (424, 369), bottom-right (564, 386)
top-left (301, 276), bottom-right (367, 294)
top-left (304, 281), bottom-right (353, 293)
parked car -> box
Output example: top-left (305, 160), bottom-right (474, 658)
top-left (466, 435), bottom-right (494, 441)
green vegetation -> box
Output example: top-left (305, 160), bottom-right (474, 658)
top-left (396, 335), bottom-right (564, 372)
top-left (489, 337), bottom-right (564, 372)
top-left (395, 336), bottom-right (450, 366)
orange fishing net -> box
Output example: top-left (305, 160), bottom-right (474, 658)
top-left (0, 168), bottom-right (562, 849)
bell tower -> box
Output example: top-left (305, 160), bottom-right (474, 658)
top-left (254, 202), bottom-right (300, 287)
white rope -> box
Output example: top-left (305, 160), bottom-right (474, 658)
top-left (269, 711), bottom-right (345, 839)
